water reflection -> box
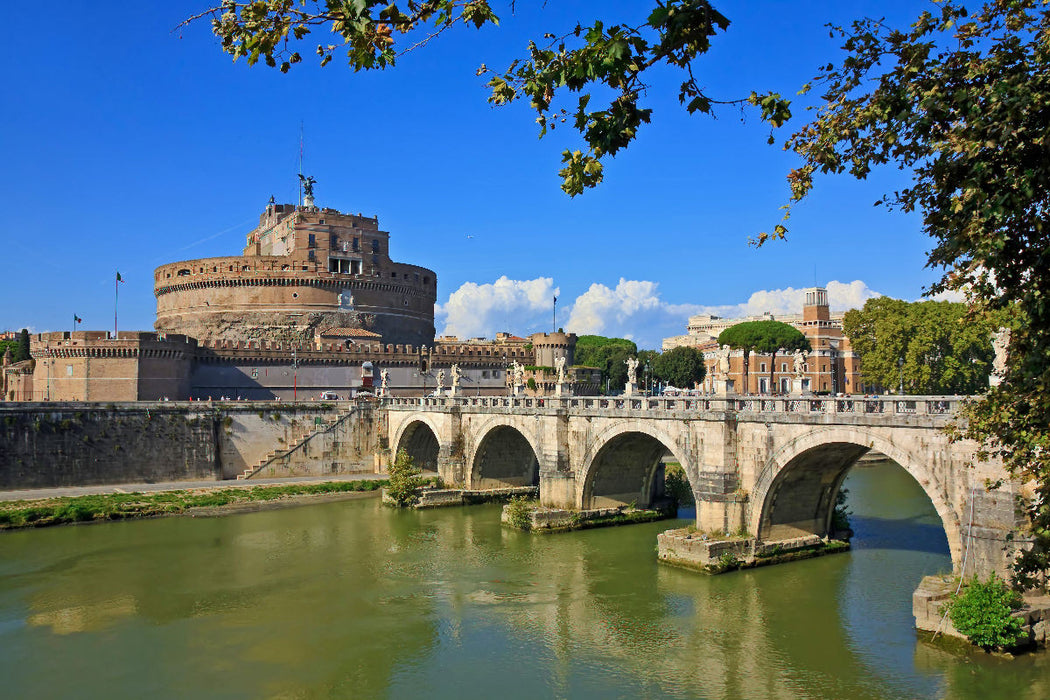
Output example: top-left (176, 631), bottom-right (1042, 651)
top-left (0, 462), bottom-right (1048, 698)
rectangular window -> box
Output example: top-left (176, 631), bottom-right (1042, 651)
top-left (352, 237), bottom-right (359, 251)
top-left (760, 362), bottom-right (767, 373)
top-left (781, 363), bottom-right (787, 372)
top-left (308, 234), bottom-right (316, 248)
top-left (308, 250), bottom-right (315, 261)
top-left (66, 365), bottom-right (73, 376)
top-left (372, 239), bottom-right (380, 253)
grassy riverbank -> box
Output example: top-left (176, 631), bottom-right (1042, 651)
top-left (0, 479), bottom-right (388, 531)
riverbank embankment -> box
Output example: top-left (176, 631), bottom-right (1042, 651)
top-left (0, 400), bottom-right (384, 489)
top-left (0, 475), bottom-right (392, 531)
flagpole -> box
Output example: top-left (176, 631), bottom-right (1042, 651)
top-left (114, 272), bottom-right (119, 338)
top-left (553, 294), bottom-right (557, 332)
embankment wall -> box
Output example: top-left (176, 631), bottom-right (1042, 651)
top-left (0, 402), bottom-right (380, 489)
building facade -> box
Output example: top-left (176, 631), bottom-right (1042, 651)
top-left (154, 201), bottom-right (437, 346)
top-left (664, 287), bottom-right (863, 395)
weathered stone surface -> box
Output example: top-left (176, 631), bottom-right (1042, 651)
top-left (385, 395), bottom-right (1025, 582)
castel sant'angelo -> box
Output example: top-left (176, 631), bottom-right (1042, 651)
top-left (3, 184), bottom-right (589, 402)
top-left (154, 194), bottom-right (437, 347)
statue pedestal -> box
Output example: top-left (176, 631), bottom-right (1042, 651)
top-left (433, 387), bottom-right (443, 397)
top-left (512, 385), bottom-right (523, 397)
top-left (713, 378), bottom-right (734, 396)
top-left (791, 378), bottom-right (810, 395)
top-left (448, 386), bottom-right (459, 397)
top-left (555, 383), bottom-right (570, 397)
top-left (625, 382), bottom-right (637, 397)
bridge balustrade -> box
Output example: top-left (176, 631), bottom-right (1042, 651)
top-left (380, 394), bottom-right (964, 419)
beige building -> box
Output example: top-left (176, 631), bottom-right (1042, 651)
top-left (664, 287), bottom-right (863, 395)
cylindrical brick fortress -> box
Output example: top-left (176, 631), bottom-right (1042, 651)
top-left (154, 203), bottom-right (436, 346)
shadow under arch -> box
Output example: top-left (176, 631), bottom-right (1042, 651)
top-left (581, 425), bottom-right (688, 510)
top-left (470, 424), bottom-right (540, 489)
top-left (394, 419), bottom-right (441, 473)
top-left (749, 427), bottom-right (963, 570)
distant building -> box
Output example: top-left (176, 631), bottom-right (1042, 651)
top-left (665, 287), bottom-right (863, 395)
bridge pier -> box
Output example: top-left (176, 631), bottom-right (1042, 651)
top-left (693, 472), bottom-right (747, 535)
top-left (539, 470), bottom-right (577, 509)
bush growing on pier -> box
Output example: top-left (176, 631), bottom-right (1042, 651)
top-left (943, 575), bottom-right (1025, 650)
top-left (386, 449), bottom-right (426, 507)
top-left (505, 496), bottom-right (534, 531)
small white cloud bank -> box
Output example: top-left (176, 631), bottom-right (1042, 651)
top-left (437, 278), bottom-right (890, 350)
top-left (565, 279), bottom-right (701, 346)
top-left (694, 280), bottom-right (883, 319)
top-left (436, 276), bottom-right (558, 339)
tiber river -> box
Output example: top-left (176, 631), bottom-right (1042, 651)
top-left (1, 461), bottom-right (1047, 699)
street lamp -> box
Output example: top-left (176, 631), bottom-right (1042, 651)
top-left (292, 348), bottom-right (299, 402)
top-left (898, 356), bottom-right (905, 395)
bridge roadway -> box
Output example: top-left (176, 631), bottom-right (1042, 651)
top-left (383, 393), bottom-right (1025, 579)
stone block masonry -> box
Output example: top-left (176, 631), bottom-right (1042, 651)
top-left (0, 401), bottom-right (381, 490)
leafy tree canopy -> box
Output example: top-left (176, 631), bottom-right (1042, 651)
top-left (573, 335), bottom-right (637, 391)
top-left (843, 297), bottom-right (995, 395)
top-left (776, 0), bottom-right (1050, 584)
top-left (717, 320), bottom-right (808, 354)
top-left (652, 346), bottom-right (706, 388)
top-left (187, 1), bottom-right (789, 195)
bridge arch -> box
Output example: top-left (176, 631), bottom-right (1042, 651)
top-left (748, 427), bottom-right (963, 569)
top-left (580, 422), bottom-right (692, 510)
top-left (468, 421), bottom-right (541, 489)
top-left (391, 415), bottom-right (442, 473)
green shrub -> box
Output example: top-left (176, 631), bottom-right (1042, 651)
top-left (386, 449), bottom-right (426, 507)
top-left (505, 496), bottom-right (534, 530)
top-left (942, 575), bottom-right (1026, 649)
top-left (717, 551), bottom-right (739, 570)
top-left (831, 488), bottom-right (851, 533)
top-left (664, 462), bottom-right (694, 507)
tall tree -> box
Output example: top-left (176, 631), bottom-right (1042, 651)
top-left (718, 320), bottom-right (807, 394)
top-left (752, 321), bottom-right (809, 393)
top-left (13, 329), bottom-right (31, 363)
top-left (844, 298), bottom-right (995, 394)
top-left (777, 0), bottom-right (1050, 585)
top-left (573, 335), bottom-right (637, 392)
top-left (652, 346), bottom-right (706, 389)
top-left (187, 1), bottom-right (789, 195)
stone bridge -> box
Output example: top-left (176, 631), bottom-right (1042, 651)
top-left (383, 394), bottom-right (1025, 579)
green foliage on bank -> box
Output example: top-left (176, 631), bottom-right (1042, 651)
top-left (653, 346), bottom-right (707, 389)
top-left (0, 329), bottom-right (32, 363)
top-left (573, 336), bottom-right (638, 391)
top-left (0, 479), bottom-right (386, 530)
top-left (385, 449), bottom-right (426, 507)
top-left (664, 462), bottom-right (694, 507)
top-left (843, 298), bottom-right (997, 394)
top-left (942, 575), bottom-right (1026, 650)
top-left (504, 496), bottom-right (534, 530)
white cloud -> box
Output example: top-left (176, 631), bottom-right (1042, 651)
top-left (693, 280), bottom-right (883, 319)
top-left (565, 279), bottom-right (700, 344)
top-left (926, 288), bottom-right (968, 303)
top-left (436, 276), bottom-right (558, 339)
top-left (436, 277), bottom-right (889, 350)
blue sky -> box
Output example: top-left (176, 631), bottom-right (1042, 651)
top-left (0, 1), bottom-right (949, 349)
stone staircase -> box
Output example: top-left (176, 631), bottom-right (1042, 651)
top-left (236, 407), bottom-right (356, 480)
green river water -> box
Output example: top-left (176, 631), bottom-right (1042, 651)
top-left (0, 461), bottom-right (1047, 699)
